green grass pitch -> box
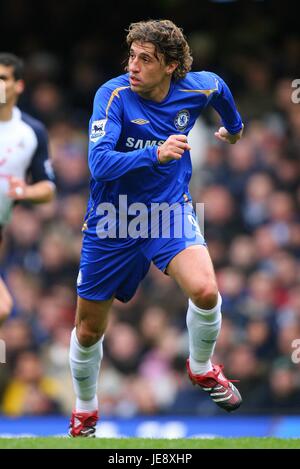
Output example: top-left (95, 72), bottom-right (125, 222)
top-left (0, 437), bottom-right (299, 449)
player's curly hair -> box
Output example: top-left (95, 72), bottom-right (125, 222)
top-left (126, 20), bottom-right (193, 81)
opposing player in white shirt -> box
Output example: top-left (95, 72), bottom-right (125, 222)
top-left (0, 53), bottom-right (56, 326)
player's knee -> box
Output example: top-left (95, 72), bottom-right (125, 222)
top-left (76, 323), bottom-right (104, 347)
top-left (190, 282), bottom-right (219, 310)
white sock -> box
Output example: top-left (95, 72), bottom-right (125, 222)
top-left (69, 327), bottom-right (103, 412)
top-left (76, 396), bottom-right (98, 413)
top-left (186, 293), bottom-right (222, 375)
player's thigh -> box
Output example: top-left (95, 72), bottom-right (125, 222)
top-left (166, 245), bottom-right (218, 302)
top-left (75, 295), bottom-right (114, 337)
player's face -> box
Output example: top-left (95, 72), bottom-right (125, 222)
top-left (128, 41), bottom-right (177, 100)
top-left (0, 65), bottom-right (24, 106)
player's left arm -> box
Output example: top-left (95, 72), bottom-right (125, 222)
top-left (8, 122), bottom-right (56, 203)
top-left (208, 72), bottom-right (244, 144)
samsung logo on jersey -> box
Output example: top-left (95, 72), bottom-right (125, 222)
top-left (126, 137), bottom-right (164, 149)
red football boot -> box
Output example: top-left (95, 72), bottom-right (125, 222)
top-left (69, 410), bottom-right (99, 437)
top-left (186, 359), bottom-right (242, 412)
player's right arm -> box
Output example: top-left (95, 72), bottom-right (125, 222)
top-left (89, 86), bottom-right (162, 182)
top-left (157, 135), bottom-right (191, 164)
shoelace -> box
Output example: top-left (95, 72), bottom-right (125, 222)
top-left (213, 364), bottom-right (240, 385)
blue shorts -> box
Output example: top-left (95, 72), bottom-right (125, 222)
top-left (77, 203), bottom-right (205, 303)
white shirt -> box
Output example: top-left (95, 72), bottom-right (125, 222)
top-left (0, 107), bottom-right (53, 224)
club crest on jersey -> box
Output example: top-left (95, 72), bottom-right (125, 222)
top-left (174, 109), bottom-right (190, 131)
top-left (90, 119), bottom-right (107, 142)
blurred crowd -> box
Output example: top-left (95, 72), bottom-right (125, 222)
top-left (0, 1), bottom-right (300, 417)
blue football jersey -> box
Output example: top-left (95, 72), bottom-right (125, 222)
top-left (85, 71), bottom-right (242, 231)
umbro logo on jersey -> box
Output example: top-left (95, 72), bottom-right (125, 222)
top-left (131, 118), bottom-right (150, 125)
